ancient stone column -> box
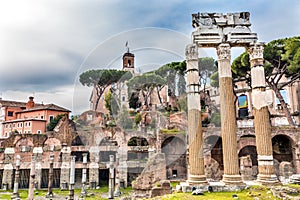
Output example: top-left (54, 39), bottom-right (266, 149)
top-left (28, 155), bottom-right (36, 200)
top-left (185, 44), bottom-right (207, 185)
top-left (217, 43), bottom-right (243, 185)
top-left (248, 43), bottom-right (279, 185)
top-left (80, 153), bottom-right (88, 197)
top-left (114, 154), bottom-right (120, 197)
top-left (69, 156), bottom-right (76, 200)
top-left (12, 155), bottom-right (21, 200)
top-left (46, 154), bottom-right (54, 198)
top-left (108, 155), bottom-right (115, 199)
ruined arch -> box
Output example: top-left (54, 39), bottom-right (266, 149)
top-left (43, 137), bottom-right (62, 151)
top-left (161, 136), bottom-right (187, 179)
top-left (272, 134), bottom-right (294, 163)
top-left (14, 137), bottom-right (34, 152)
top-left (238, 135), bottom-right (256, 152)
top-left (238, 145), bottom-right (258, 166)
top-left (127, 137), bottom-right (148, 146)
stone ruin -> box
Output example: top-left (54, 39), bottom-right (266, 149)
top-left (131, 153), bottom-right (170, 198)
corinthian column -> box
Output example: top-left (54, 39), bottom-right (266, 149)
top-left (185, 44), bottom-right (207, 185)
top-left (248, 43), bottom-right (279, 185)
top-left (217, 43), bottom-right (243, 185)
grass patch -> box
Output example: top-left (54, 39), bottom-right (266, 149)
top-left (160, 128), bottom-right (184, 134)
top-left (0, 186), bottom-right (133, 200)
top-left (159, 189), bottom-right (279, 200)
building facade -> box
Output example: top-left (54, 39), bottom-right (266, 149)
top-left (0, 97), bottom-right (70, 138)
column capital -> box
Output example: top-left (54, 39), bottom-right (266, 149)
top-left (248, 42), bottom-right (264, 61)
top-left (185, 44), bottom-right (198, 61)
top-left (217, 43), bottom-right (231, 60)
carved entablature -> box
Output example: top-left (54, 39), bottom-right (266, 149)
top-left (192, 12), bottom-right (257, 47)
top-left (192, 12), bottom-right (251, 28)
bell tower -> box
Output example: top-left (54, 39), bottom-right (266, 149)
top-left (122, 42), bottom-right (134, 74)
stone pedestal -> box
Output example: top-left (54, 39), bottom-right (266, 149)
top-left (118, 147), bottom-right (128, 188)
top-left (217, 43), bottom-right (243, 185)
top-left (185, 44), bottom-right (207, 185)
top-left (60, 146), bottom-right (71, 189)
top-left (89, 146), bottom-right (100, 188)
top-left (33, 147), bottom-right (43, 189)
top-left (240, 155), bottom-right (253, 181)
top-left (248, 43), bottom-right (279, 185)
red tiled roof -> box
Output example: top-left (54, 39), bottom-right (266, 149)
top-left (0, 100), bottom-right (27, 107)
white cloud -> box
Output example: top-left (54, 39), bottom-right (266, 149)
top-left (0, 0), bottom-right (299, 115)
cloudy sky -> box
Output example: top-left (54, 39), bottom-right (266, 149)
top-left (1, 0), bottom-right (299, 115)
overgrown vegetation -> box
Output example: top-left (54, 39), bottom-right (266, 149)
top-left (46, 114), bottom-right (65, 131)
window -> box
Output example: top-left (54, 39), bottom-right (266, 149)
top-left (37, 130), bottom-right (41, 134)
top-left (49, 115), bottom-right (54, 122)
top-left (7, 111), bottom-right (13, 117)
top-left (122, 96), bottom-right (125, 102)
top-left (28, 122), bottom-right (31, 126)
top-left (41, 116), bottom-right (44, 119)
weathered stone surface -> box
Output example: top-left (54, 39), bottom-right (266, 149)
top-left (132, 153), bottom-right (166, 190)
top-left (150, 180), bottom-right (171, 198)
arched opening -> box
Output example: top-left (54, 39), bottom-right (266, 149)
top-left (127, 137), bottom-right (148, 146)
top-left (239, 145), bottom-right (258, 165)
top-left (161, 136), bottom-right (187, 180)
top-left (272, 135), bottom-right (293, 162)
top-left (127, 137), bottom-right (149, 186)
top-left (238, 145), bottom-right (258, 180)
top-left (238, 135), bottom-right (256, 163)
top-left (240, 134), bottom-right (255, 139)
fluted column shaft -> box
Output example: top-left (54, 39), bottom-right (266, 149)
top-left (186, 44), bottom-right (207, 185)
top-left (217, 43), bottom-right (243, 185)
top-left (248, 43), bottom-right (279, 185)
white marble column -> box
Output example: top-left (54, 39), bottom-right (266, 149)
top-left (248, 43), bottom-right (279, 185)
top-left (217, 43), bottom-right (243, 185)
top-left (186, 44), bottom-right (207, 185)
